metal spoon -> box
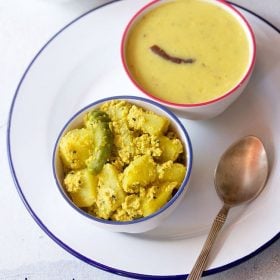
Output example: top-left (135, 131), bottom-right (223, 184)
top-left (188, 135), bottom-right (269, 280)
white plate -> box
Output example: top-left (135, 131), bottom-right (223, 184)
top-left (7, 0), bottom-right (280, 278)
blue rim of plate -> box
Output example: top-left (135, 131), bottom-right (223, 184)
top-left (6, 0), bottom-right (280, 279)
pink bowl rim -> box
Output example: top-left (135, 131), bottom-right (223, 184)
top-left (121, 0), bottom-right (257, 108)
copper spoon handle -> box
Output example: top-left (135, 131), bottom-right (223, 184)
top-left (188, 205), bottom-right (230, 280)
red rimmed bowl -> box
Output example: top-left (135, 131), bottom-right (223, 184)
top-left (121, 0), bottom-right (256, 119)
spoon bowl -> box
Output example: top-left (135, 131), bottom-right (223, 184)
top-left (215, 135), bottom-right (268, 206)
top-left (188, 135), bottom-right (268, 280)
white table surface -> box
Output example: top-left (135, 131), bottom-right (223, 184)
top-left (0, 0), bottom-right (279, 279)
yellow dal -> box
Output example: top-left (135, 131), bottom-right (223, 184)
top-left (125, 0), bottom-right (250, 104)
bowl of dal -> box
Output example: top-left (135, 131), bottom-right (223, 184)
top-left (53, 96), bottom-right (192, 233)
top-left (121, 0), bottom-right (256, 119)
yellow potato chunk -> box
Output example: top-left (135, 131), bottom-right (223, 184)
top-left (157, 161), bottom-right (186, 187)
top-left (64, 169), bottom-right (98, 207)
top-left (127, 105), bottom-right (169, 136)
top-left (159, 135), bottom-right (183, 162)
top-left (142, 182), bottom-right (178, 217)
top-left (122, 155), bottom-right (157, 193)
top-left (96, 164), bottom-right (125, 219)
top-left (59, 128), bottom-right (94, 170)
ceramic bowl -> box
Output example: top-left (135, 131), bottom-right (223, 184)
top-left (53, 96), bottom-right (192, 233)
top-left (121, 0), bottom-right (256, 120)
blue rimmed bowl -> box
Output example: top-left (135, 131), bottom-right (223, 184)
top-left (52, 96), bottom-right (192, 233)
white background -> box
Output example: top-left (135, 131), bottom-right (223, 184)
top-left (0, 0), bottom-right (279, 279)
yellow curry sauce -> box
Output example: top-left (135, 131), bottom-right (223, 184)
top-left (125, 0), bottom-right (250, 104)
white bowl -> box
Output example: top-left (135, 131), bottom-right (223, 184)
top-left (52, 96), bottom-right (193, 233)
top-left (121, 0), bottom-right (256, 120)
